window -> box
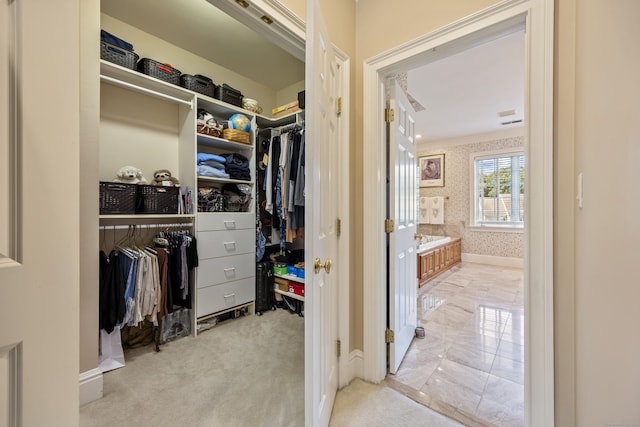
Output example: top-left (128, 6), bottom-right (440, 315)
top-left (471, 149), bottom-right (524, 228)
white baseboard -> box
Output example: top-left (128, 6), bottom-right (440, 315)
top-left (347, 350), bottom-right (364, 384)
top-left (462, 253), bottom-right (524, 269)
top-left (79, 368), bottom-right (103, 406)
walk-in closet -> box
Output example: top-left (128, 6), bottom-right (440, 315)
top-left (88, 0), bottom-right (307, 421)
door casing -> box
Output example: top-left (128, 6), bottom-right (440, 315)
top-left (362, 1), bottom-right (555, 426)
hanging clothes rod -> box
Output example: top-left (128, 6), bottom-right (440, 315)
top-left (279, 122), bottom-right (304, 133)
top-left (99, 223), bottom-right (193, 230)
top-left (100, 75), bottom-right (194, 109)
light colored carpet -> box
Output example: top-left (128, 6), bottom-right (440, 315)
top-left (80, 309), bottom-right (305, 427)
top-left (81, 308), bottom-right (463, 427)
top-left (330, 379), bottom-right (464, 427)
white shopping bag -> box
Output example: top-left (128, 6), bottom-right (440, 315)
top-left (98, 328), bottom-right (125, 372)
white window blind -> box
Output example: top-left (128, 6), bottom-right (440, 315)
top-left (473, 151), bottom-right (525, 227)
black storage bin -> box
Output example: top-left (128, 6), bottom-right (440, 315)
top-left (137, 58), bottom-right (181, 85)
top-left (298, 90), bottom-right (305, 109)
top-left (101, 41), bottom-right (139, 70)
top-left (99, 182), bottom-right (138, 214)
top-left (180, 74), bottom-right (216, 97)
top-left (137, 185), bottom-right (180, 214)
top-left (215, 83), bottom-right (243, 107)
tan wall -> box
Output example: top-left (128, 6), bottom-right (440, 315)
top-left (554, 0), bottom-right (576, 425)
top-left (572, 0), bottom-right (640, 425)
top-left (276, 80), bottom-right (305, 108)
top-left (80, 0), bottom-right (100, 374)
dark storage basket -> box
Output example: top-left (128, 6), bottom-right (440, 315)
top-left (181, 74), bottom-right (216, 97)
top-left (99, 182), bottom-right (138, 214)
top-left (137, 185), bottom-right (180, 214)
top-left (101, 41), bottom-right (139, 70)
top-left (137, 58), bottom-right (181, 85)
top-left (215, 84), bottom-right (243, 107)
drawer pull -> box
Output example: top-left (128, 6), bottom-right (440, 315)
top-left (223, 241), bottom-right (236, 250)
top-left (223, 293), bottom-right (236, 299)
top-left (223, 267), bottom-right (236, 276)
top-left (223, 220), bottom-right (237, 229)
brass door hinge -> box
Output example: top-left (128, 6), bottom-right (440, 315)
top-left (384, 218), bottom-right (394, 233)
top-left (336, 97), bottom-right (342, 116)
top-left (336, 218), bottom-right (341, 238)
top-left (384, 108), bottom-right (395, 123)
top-left (385, 329), bottom-right (395, 343)
top-left (336, 339), bottom-right (341, 357)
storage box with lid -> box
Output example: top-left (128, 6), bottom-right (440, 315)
top-left (137, 58), bottom-right (181, 85)
top-left (181, 74), bottom-right (216, 97)
top-left (215, 84), bottom-right (243, 107)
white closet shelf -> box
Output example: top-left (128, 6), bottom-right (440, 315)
top-left (256, 110), bottom-right (304, 128)
top-left (99, 214), bottom-right (195, 225)
top-left (197, 176), bottom-right (254, 185)
top-left (274, 287), bottom-right (304, 302)
top-left (197, 95), bottom-right (257, 119)
top-left (197, 134), bottom-right (254, 151)
top-left (100, 60), bottom-right (194, 106)
top-left (274, 273), bottom-right (305, 284)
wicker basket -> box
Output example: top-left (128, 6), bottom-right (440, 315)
top-left (101, 41), bottom-right (139, 70)
top-left (137, 185), bottom-right (180, 214)
top-left (137, 58), bottom-right (181, 85)
top-left (223, 128), bottom-right (251, 145)
top-left (197, 117), bottom-right (223, 138)
top-left (99, 182), bottom-right (138, 214)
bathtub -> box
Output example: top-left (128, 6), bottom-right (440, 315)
top-left (417, 235), bottom-right (452, 253)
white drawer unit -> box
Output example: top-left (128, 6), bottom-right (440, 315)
top-left (196, 277), bottom-right (256, 318)
top-left (198, 229), bottom-right (255, 259)
top-left (197, 253), bottom-right (255, 289)
top-left (197, 213), bottom-right (255, 232)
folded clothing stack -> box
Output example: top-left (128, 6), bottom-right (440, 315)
top-left (197, 152), bottom-right (229, 179)
top-left (220, 153), bottom-right (251, 181)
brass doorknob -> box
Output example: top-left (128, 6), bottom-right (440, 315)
top-left (314, 257), bottom-right (332, 274)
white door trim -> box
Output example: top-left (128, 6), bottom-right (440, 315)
top-left (362, 1), bottom-right (554, 426)
top-left (333, 48), bottom-right (352, 389)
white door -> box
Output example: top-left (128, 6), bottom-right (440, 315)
top-left (305, 0), bottom-right (340, 425)
top-left (0, 0), bottom-right (80, 425)
top-left (388, 81), bottom-right (418, 374)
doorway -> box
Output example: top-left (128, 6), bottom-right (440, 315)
top-left (362, 1), bottom-right (555, 426)
top-left (384, 28), bottom-right (526, 425)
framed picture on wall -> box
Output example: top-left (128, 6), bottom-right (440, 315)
top-left (419, 154), bottom-right (445, 187)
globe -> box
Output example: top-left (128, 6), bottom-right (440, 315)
top-left (229, 114), bottom-right (251, 132)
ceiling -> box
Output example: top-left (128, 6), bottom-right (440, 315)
top-left (407, 30), bottom-right (525, 143)
top-left (101, 0), bottom-right (305, 91)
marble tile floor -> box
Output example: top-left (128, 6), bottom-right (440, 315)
top-left (386, 262), bottom-right (524, 427)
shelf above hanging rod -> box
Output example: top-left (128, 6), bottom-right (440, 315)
top-left (99, 222), bottom-right (194, 231)
top-left (100, 74), bottom-right (194, 109)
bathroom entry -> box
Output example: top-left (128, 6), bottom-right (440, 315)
top-left (383, 25), bottom-right (527, 426)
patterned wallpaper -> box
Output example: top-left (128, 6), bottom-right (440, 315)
top-left (418, 133), bottom-right (525, 258)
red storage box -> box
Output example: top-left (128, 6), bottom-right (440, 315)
top-left (288, 282), bottom-right (304, 297)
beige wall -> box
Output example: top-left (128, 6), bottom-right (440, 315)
top-left (276, 79), bottom-right (305, 108)
top-left (572, 0), bottom-right (640, 425)
top-left (80, 0), bottom-right (100, 374)
top-left (554, 0), bottom-right (576, 425)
